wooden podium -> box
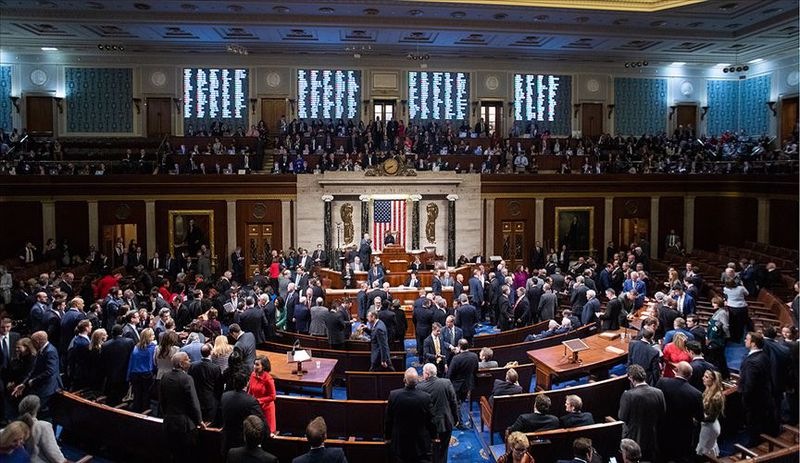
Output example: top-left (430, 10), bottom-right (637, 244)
top-left (380, 244), bottom-right (411, 275)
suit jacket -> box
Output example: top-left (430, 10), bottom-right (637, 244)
top-left (294, 304), bottom-right (311, 334)
top-left (498, 295), bottom-right (513, 330)
top-left (413, 305), bottom-right (434, 337)
top-left (385, 386), bottom-right (436, 461)
top-left (513, 297), bottom-right (530, 325)
top-left (284, 292), bottom-right (299, 332)
top-left (738, 349), bottom-right (777, 432)
top-left (0, 331), bottom-right (20, 370)
top-left (431, 277), bottom-right (443, 296)
top-left (160, 368), bottom-right (203, 434)
top-left (358, 240), bottom-right (372, 270)
top-left (441, 325), bottom-right (463, 363)
top-left (688, 357), bottom-right (716, 391)
top-left (570, 285), bottom-right (589, 314)
top-left (234, 333), bottom-right (256, 370)
top-left (447, 350), bottom-right (479, 400)
top-left (369, 320), bottom-right (390, 365)
top-left (468, 277), bottom-right (484, 307)
top-left (101, 336), bottom-right (135, 384)
top-left (538, 292), bottom-right (558, 321)
top-left (454, 305), bottom-right (478, 339)
top-left (763, 338), bottom-right (790, 394)
top-left (423, 334), bottom-right (447, 372)
top-left (508, 412), bottom-right (560, 433)
top-left (237, 308), bottom-right (269, 343)
top-left (377, 308), bottom-right (397, 341)
top-left (228, 446), bottom-right (278, 463)
top-left (291, 446), bottom-right (347, 463)
top-left (656, 377), bottom-right (703, 458)
top-left (559, 411), bottom-right (594, 428)
top-left (417, 376), bottom-right (459, 434)
top-left (367, 267), bottom-right (385, 286)
top-left (627, 340), bottom-right (661, 386)
top-left (122, 323), bottom-right (140, 343)
top-left (324, 310), bottom-right (347, 346)
top-left (311, 249), bottom-right (328, 267)
top-left (599, 297), bottom-right (622, 331)
top-left (25, 342), bottom-right (62, 400)
top-left (618, 383), bottom-right (665, 460)
top-left (188, 358), bottom-right (223, 422)
top-left (490, 379), bottom-right (523, 406)
top-left (216, 390), bottom-right (265, 452)
top-left (581, 298), bottom-right (601, 326)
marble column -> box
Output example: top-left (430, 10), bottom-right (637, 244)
top-left (145, 200), bottom-right (156, 258)
top-left (359, 195), bottom-right (370, 240)
top-left (604, 197), bottom-right (613, 248)
top-left (410, 195), bottom-right (421, 250)
top-left (684, 195), bottom-right (695, 253)
top-left (757, 198), bottom-right (770, 243)
top-left (447, 194), bottom-right (458, 267)
top-left (484, 199), bottom-right (495, 258)
top-left (226, 200), bottom-right (237, 260)
top-left (41, 201), bottom-right (55, 250)
top-left (322, 195), bottom-right (334, 264)
top-left (87, 200), bottom-right (99, 250)
top-left (650, 196), bottom-right (660, 258)
top-left (280, 200), bottom-right (292, 250)
top-left (534, 198), bottom-right (544, 247)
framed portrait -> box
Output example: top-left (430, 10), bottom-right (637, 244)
top-left (555, 207), bottom-right (594, 255)
top-left (168, 210), bottom-right (215, 261)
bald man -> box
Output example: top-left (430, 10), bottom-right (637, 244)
top-left (655, 361), bottom-right (703, 463)
top-left (385, 368), bottom-right (437, 463)
top-left (12, 331), bottom-right (62, 417)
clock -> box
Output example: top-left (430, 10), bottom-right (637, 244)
top-left (30, 69), bottom-right (48, 87)
top-left (382, 158), bottom-right (400, 175)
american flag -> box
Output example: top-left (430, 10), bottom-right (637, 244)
top-left (373, 199), bottom-right (406, 251)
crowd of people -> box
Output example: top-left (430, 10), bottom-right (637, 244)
top-left (0, 228), bottom-right (797, 462)
top-left (1, 118), bottom-right (797, 176)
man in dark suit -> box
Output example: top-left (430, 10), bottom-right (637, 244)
top-left (556, 437), bottom-right (594, 463)
top-left (29, 292), bottom-right (50, 335)
top-left (147, 252), bottom-right (163, 272)
top-left (0, 318), bottom-right (20, 420)
top-left (12, 331), bottom-right (63, 417)
top-left (378, 303), bottom-right (398, 343)
top-left (356, 283), bottom-right (370, 322)
top-left (215, 370), bottom-right (267, 453)
top-left (188, 343), bottom-right (223, 422)
top-left (293, 296), bottom-right (311, 334)
top-left (507, 394), bottom-right (560, 434)
top-left (418, 363), bottom-right (459, 463)
top-left (489, 368), bottom-right (523, 406)
top-left (468, 270), bottom-right (484, 318)
top-left (538, 284), bottom-right (558, 322)
top-left (228, 415), bottom-right (278, 463)
top-left (441, 316), bottom-right (463, 365)
top-left (627, 328), bottom-right (662, 386)
top-left (618, 364), bottom-right (666, 461)
top-left (367, 265), bottom-right (385, 287)
top-left (738, 331), bottom-right (780, 445)
top-left (413, 295), bottom-right (434, 355)
top-left (358, 234), bottom-right (372, 271)
top-left (598, 289), bottom-right (623, 331)
top-left (385, 368), bottom-right (437, 463)
top-left (687, 341), bottom-right (716, 392)
top-left (454, 295), bottom-right (478, 345)
top-left (423, 323), bottom-right (447, 377)
top-left (160, 352), bottom-right (203, 462)
top-left (366, 310), bottom-right (392, 371)
top-left (559, 394), bottom-right (595, 428)
top-left (311, 244), bottom-right (328, 268)
top-left (292, 416), bottom-right (347, 463)
top-left (656, 361), bottom-right (703, 463)
top-left (100, 324), bottom-right (135, 406)
top-left (497, 285), bottom-right (514, 331)
top-left (447, 339), bottom-right (479, 428)
top-left (324, 305), bottom-right (348, 350)
top-left (762, 325), bottom-right (790, 423)
top-left (530, 241), bottom-right (545, 270)
top-left (284, 284), bottom-right (299, 332)
top-left (511, 287), bottom-right (530, 327)
top-left (231, 246), bottom-right (246, 284)
top-left (230, 324), bottom-right (256, 372)
top-left (236, 297), bottom-right (270, 344)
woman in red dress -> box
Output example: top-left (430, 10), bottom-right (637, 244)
top-left (662, 331), bottom-right (692, 378)
top-left (247, 356), bottom-right (277, 434)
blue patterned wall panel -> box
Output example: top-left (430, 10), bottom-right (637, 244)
top-left (739, 75), bottom-right (770, 136)
top-left (614, 78), bottom-right (667, 136)
top-left (65, 67), bottom-right (132, 133)
top-left (706, 79), bottom-right (739, 137)
top-left (0, 66), bottom-right (12, 132)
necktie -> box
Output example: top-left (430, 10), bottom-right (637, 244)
top-left (1, 335), bottom-right (8, 364)
top-left (434, 337), bottom-right (440, 356)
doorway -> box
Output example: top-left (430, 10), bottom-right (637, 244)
top-left (246, 223), bottom-right (274, 277)
top-left (373, 100), bottom-right (396, 125)
top-left (581, 103), bottom-right (603, 139)
top-left (500, 221), bottom-right (526, 269)
top-left (146, 97), bottom-right (172, 138)
top-left (618, 218), bottom-right (649, 249)
top-left (780, 96), bottom-right (798, 143)
top-left (102, 224), bottom-right (138, 262)
top-left (480, 102), bottom-right (503, 136)
top-left (676, 104), bottom-right (697, 136)
top-left (26, 96), bottom-right (54, 136)
top-left (260, 98), bottom-right (286, 134)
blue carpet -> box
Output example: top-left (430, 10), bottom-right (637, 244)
top-left (725, 341), bottom-right (748, 372)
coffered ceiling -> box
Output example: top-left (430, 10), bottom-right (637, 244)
top-left (0, 0), bottom-right (797, 64)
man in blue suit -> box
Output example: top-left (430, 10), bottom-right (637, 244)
top-left (468, 269), bottom-right (484, 319)
top-left (13, 331), bottom-right (62, 417)
top-left (442, 315), bottom-right (463, 364)
top-left (292, 416), bottom-right (347, 463)
top-left (622, 271), bottom-right (647, 310)
top-left (673, 286), bottom-right (695, 317)
top-left (366, 310), bottom-right (392, 371)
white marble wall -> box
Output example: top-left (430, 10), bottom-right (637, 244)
top-left (296, 172), bottom-right (481, 261)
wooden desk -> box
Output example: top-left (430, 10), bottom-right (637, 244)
top-left (258, 349), bottom-right (337, 398)
top-left (526, 328), bottom-right (632, 390)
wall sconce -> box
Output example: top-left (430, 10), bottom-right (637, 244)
top-left (766, 101), bottom-right (777, 117)
top-left (172, 97), bottom-right (181, 110)
top-left (9, 96), bottom-right (20, 113)
top-left (700, 106), bottom-right (709, 120)
top-left (573, 104), bottom-right (581, 118)
top-left (668, 105), bottom-right (677, 121)
top-left (132, 98), bottom-right (141, 114)
top-left (607, 104), bottom-right (615, 119)
top-left (54, 97), bottom-right (64, 114)
top-left (471, 101), bottom-right (479, 117)
top-left (249, 98), bottom-right (257, 115)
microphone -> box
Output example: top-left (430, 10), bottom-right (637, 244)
top-left (292, 339), bottom-right (301, 355)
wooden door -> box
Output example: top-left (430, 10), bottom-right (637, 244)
top-left (260, 98), bottom-right (285, 133)
top-left (618, 218), bottom-right (649, 249)
top-left (780, 96), bottom-right (798, 143)
top-left (676, 104), bottom-right (697, 135)
top-left (246, 223), bottom-right (274, 277)
top-left (501, 221), bottom-right (526, 269)
top-left (146, 97), bottom-right (172, 137)
top-left (480, 102), bottom-right (503, 136)
top-left (26, 96), bottom-right (54, 136)
top-left (581, 103), bottom-right (603, 139)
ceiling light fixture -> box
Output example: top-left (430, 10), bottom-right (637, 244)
top-left (671, 62), bottom-right (686, 66)
top-left (41, 47), bottom-right (58, 51)
top-left (747, 58), bottom-right (763, 64)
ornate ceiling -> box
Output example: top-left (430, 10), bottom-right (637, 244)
top-left (0, 0), bottom-right (797, 64)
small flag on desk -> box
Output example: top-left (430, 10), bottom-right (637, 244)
top-left (373, 199), bottom-right (406, 251)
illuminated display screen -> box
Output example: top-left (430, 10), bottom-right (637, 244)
top-left (408, 71), bottom-right (469, 121)
top-left (183, 68), bottom-right (248, 130)
top-left (513, 73), bottom-right (564, 122)
top-left (297, 69), bottom-right (361, 120)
